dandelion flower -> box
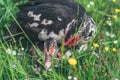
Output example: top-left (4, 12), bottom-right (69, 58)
top-left (105, 47), bottom-right (109, 52)
top-left (93, 43), bottom-right (99, 48)
top-left (112, 48), bottom-right (116, 52)
top-left (68, 58), bottom-right (77, 66)
top-left (115, 9), bottom-right (120, 13)
top-left (112, 0), bottom-right (116, 2)
top-left (113, 15), bottom-right (117, 19)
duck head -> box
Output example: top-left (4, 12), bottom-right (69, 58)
top-left (44, 38), bottom-right (58, 70)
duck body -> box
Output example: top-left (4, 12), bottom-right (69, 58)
top-left (17, 0), bottom-right (86, 43)
top-left (14, 0), bottom-right (96, 70)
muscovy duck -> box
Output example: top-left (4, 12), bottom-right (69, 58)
top-left (14, 0), bottom-right (96, 70)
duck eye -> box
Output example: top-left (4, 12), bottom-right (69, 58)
top-left (53, 41), bottom-right (56, 45)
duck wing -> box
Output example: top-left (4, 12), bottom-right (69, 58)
top-left (16, 0), bottom-right (86, 42)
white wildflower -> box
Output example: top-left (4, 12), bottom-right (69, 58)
top-left (105, 31), bottom-right (110, 36)
top-left (106, 20), bottom-right (112, 26)
top-left (68, 76), bottom-right (72, 80)
top-left (6, 48), bottom-right (12, 54)
top-left (87, 4), bottom-right (91, 8)
top-left (17, 52), bottom-right (23, 56)
top-left (92, 52), bottom-right (96, 55)
top-left (108, 22), bottom-right (112, 26)
top-left (21, 47), bottom-right (24, 51)
top-left (12, 51), bottom-right (16, 55)
top-left (12, 63), bottom-right (16, 68)
top-left (90, 1), bottom-right (94, 5)
top-left (87, 1), bottom-right (94, 8)
top-left (109, 23), bottom-right (112, 26)
top-left (113, 40), bottom-right (118, 44)
top-left (48, 68), bottom-right (52, 71)
top-left (92, 52), bottom-right (99, 58)
top-left (108, 17), bottom-right (111, 20)
top-left (110, 34), bottom-right (115, 38)
top-left (73, 77), bottom-right (78, 80)
top-left (34, 67), bottom-right (40, 72)
top-left (6, 48), bottom-right (17, 55)
top-left (54, 64), bottom-right (58, 68)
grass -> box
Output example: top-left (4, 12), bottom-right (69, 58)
top-left (0, 0), bottom-right (120, 80)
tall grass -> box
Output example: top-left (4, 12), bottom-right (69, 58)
top-left (0, 0), bottom-right (120, 80)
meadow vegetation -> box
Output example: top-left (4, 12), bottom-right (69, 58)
top-left (0, 0), bottom-right (120, 80)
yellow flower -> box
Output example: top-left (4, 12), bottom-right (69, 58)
top-left (112, 0), bottom-right (116, 2)
top-left (112, 48), bottom-right (116, 52)
top-left (93, 43), bottom-right (99, 48)
top-left (68, 58), bottom-right (77, 66)
top-left (105, 47), bottom-right (109, 52)
top-left (113, 15), bottom-right (117, 19)
top-left (115, 9), bottom-right (120, 13)
top-left (106, 20), bottom-right (112, 26)
top-left (106, 20), bottom-right (110, 24)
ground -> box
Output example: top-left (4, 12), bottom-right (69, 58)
top-left (0, 0), bottom-right (120, 80)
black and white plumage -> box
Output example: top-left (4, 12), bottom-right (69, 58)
top-left (17, 0), bottom-right (85, 42)
top-left (14, 0), bottom-right (96, 69)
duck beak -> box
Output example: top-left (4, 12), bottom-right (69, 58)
top-left (44, 44), bottom-right (55, 56)
top-left (44, 46), bottom-right (54, 70)
top-left (43, 38), bottom-right (57, 70)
